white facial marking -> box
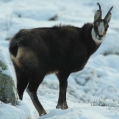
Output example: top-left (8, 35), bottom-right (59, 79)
top-left (98, 22), bottom-right (105, 35)
top-left (91, 28), bottom-right (106, 45)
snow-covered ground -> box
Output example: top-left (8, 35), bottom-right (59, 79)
top-left (0, 0), bottom-right (119, 119)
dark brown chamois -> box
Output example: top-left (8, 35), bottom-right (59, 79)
top-left (9, 3), bottom-right (113, 116)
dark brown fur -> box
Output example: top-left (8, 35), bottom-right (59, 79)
top-left (9, 24), bottom-right (101, 116)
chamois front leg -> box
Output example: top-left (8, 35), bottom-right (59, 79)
top-left (56, 72), bottom-right (70, 109)
top-left (26, 69), bottom-right (47, 116)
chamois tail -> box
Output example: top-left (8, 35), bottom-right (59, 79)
top-left (9, 44), bottom-right (18, 57)
top-left (9, 29), bottom-right (24, 57)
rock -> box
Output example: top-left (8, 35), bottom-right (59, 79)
top-left (0, 46), bottom-right (18, 105)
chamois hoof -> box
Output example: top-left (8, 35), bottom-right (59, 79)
top-left (56, 103), bottom-right (68, 110)
top-left (39, 110), bottom-right (47, 116)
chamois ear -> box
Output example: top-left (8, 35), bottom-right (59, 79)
top-left (94, 3), bottom-right (102, 22)
top-left (104, 6), bottom-right (113, 23)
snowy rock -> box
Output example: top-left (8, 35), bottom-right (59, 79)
top-left (0, 45), bottom-right (18, 105)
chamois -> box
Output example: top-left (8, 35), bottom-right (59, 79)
top-left (9, 3), bottom-right (113, 116)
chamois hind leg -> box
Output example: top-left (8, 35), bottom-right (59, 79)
top-left (14, 65), bottom-right (29, 100)
top-left (56, 71), bottom-right (70, 109)
top-left (26, 68), bottom-right (47, 116)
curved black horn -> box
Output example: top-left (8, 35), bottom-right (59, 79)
top-left (97, 2), bottom-right (102, 19)
top-left (104, 6), bottom-right (113, 20)
top-left (97, 2), bottom-right (101, 10)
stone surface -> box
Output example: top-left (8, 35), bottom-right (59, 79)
top-left (0, 46), bottom-right (18, 105)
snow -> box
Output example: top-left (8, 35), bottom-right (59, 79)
top-left (0, 101), bottom-right (32, 119)
top-left (0, 0), bottom-right (119, 119)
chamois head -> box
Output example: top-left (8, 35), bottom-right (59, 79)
top-left (92, 2), bottom-right (113, 44)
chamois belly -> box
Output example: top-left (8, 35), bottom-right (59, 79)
top-left (68, 55), bottom-right (89, 72)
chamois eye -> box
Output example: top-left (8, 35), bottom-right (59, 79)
top-left (95, 21), bottom-right (99, 27)
top-left (105, 24), bottom-right (109, 31)
top-left (105, 26), bottom-right (108, 31)
top-left (105, 23), bottom-right (108, 27)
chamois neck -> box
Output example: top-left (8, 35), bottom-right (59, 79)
top-left (81, 23), bottom-right (100, 56)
